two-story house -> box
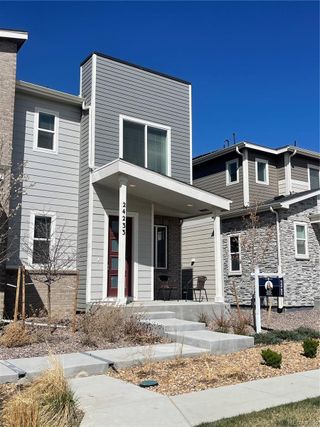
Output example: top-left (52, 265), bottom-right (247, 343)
top-left (183, 142), bottom-right (320, 308)
top-left (1, 29), bottom-right (230, 317)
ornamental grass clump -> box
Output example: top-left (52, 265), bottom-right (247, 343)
top-left (302, 338), bottom-right (319, 359)
top-left (261, 348), bottom-right (282, 369)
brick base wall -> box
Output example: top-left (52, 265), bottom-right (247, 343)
top-left (154, 216), bottom-right (181, 300)
top-left (4, 270), bottom-right (78, 319)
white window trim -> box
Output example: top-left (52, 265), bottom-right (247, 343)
top-left (119, 114), bottom-right (171, 177)
top-left (255, 157), bottom-right (269, 185)
top-left (28, 211), bottom-right (56, 268)
top-left (226, 159), bottom-right (239, 185)
top-left (154, 224), bottom-right (168, 270)
top-left (228, 233), bottom-right (242, 275)
top-left (294, 221), bottom-right (309, 260)
top-left (33, 107), bottom-right (59, 154)
top-left (308, 163), bottom-right (320, 190)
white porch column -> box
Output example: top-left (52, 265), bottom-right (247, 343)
top-left (214, 215), bottom-right (224, 303)
top-left (118, 176), bottom-right (128, 303)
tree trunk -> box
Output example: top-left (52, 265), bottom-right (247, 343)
top-left (47, 282), bottom-right (51, 323)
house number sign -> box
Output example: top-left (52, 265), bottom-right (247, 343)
top-left (121, 202), bottom-right (126, 235)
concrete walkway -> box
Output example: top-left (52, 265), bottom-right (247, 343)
top-left (70, 369), bottom-right (320, 427)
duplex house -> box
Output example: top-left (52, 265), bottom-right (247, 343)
top-left (0, 29), bottom-right (230, 316)
top-left (184, 142), bottom-right (320, 308)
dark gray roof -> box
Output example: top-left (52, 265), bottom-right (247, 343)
top-left (262, 188), bottom-right (319, 206)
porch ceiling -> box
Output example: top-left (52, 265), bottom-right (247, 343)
top-left (92, 159), bottom-right (231, 218)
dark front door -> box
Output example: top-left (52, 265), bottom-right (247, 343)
top-left (108, 216), bottom-right (132, 297)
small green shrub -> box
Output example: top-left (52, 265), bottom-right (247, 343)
top-left (302, 338), bottom-right (319, 358)
top-left (261, 348), bottom-right (282, 369)
top-left (254, 328), bottom-right (320, 345)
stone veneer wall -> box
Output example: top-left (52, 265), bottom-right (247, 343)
top-left (222, 197), bottom-right (320, 307)
top-left (4, 270), bottom-right (78, 318)
top-left (154, 215), bottom-right (181, 300)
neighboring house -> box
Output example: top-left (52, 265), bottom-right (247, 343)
top-left (1, 29), bottom-right (230, 316)
top-left (186, 142), bottom-right (320, 308)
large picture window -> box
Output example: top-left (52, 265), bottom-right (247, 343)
top-left (228, 234), bottom-right (241, 274)
top-left (154, 225), bottom-right (167, 269)
top-left (294, 222), bottom-right (309, 259)
top-left (121, 117), bottom-right (170, 176)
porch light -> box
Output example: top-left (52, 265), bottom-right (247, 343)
top-left (187, 203), bottom-right (193, 207)
top-left (129, 184), bottom-right (136, 188)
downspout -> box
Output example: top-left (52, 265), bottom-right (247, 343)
top-left (269, 206), bottom-right (281, 274)
top-left (82, 102), bottom-right (93, 169)
top-left (236, 146), bottom-right (249, 207)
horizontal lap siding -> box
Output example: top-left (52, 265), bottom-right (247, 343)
top-left (181, 217), bottom-right (215, 300)
top-left (94, 56), bottom-right (191, 183)
top-left (10, 93), bottom-right (81, 276)
top-left (248, 151), bottom-right (278, 204)
top-left (291, 155), bottom-right (320, 183)
top-left (193, 153), bottom-right (243, 210)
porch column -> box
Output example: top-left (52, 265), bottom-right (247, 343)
top-left (118, 176), bottom-right (127, 303)
top-left (214, 215), bottom-right (224, 303)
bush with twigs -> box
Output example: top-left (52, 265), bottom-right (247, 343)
top-left (0, 322), bottom-right (48, 348)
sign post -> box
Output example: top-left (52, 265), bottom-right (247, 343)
top-left (254, 265), bottom-right (261, 333)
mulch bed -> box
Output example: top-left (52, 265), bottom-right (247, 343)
top-left (108, 341), bottom-right (320, 396)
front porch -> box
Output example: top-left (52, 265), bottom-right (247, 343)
top-left (88, 159), bottom-right (230, 305)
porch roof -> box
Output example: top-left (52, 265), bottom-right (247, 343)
top-left (92, 159), bottom-right (231, 217)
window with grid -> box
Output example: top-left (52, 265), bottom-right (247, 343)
top-left (36, 112), bottom-right (56, 150)
top-left (229, 234), bottom-right (241, 273)
top-left (32, 216), bottom-right (52, 264)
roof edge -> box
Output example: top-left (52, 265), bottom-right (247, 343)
top-left (80, 52), bottom-right (191, 85)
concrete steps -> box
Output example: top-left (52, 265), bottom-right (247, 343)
top-left (138, 311), bottom-right (176, 320)
top-left (144, 311), bottom-right (254, 354)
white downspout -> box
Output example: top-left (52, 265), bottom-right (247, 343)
top-left (82, 102), bottom-right (93, 169)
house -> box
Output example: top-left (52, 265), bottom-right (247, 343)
top-left (0, 29), bottom-right (231, 317)
top-left (184, 142), bottom-right (320, 308)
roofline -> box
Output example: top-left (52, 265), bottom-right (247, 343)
top-left (0, 29), bottom-right (28, 50)
top-left (80, 52), bottom-right (191, 86)
top-left (221, 189), bottom-right (320, 219)
top-left (193, 142), bottom-right (320, 165)
top-left (16, 81), bottom-right (84, 106)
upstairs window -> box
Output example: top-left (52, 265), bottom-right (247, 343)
top-left (228, 234), bottom-right (241, 274)
top-left (154, 225), bottom-right (167, 269)
top-left (32, 215), bottom-right (52, 265)
top-left (294, 222), bottom-right (308, 259)
top-left (34, 110), bottom-right (58, 152)
top-left (226, 159), bottom-right (239, 185)
top-left (308, 165), bottom-right (320, 190)
top-left (121, 116), bottom-right (170, 176)
top-left (256, 158), bottom-right (269, 185)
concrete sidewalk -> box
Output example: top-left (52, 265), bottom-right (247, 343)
top-left (70, 369), bottom-right (320, 427)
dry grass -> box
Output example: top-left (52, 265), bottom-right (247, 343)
top-left (109, 341), bottom-right (320, 396)
top-left (0, 360), bottom-right (82, 427)
top-left (0, 322), bottom-right (47, 348)
top-left (79, 304), bottom-right (163, 346)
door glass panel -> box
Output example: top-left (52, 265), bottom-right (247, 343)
top-left (111, 257), bottom-right (118, 270)
top-left (111, 240), bottom-right (118, 252)
top-left (111, 219), bottom-right (119, 234)
top-left (110, 276), bottom-right (118, 288)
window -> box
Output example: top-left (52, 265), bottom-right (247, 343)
top-left (226, 159), bottom-right (239, 185)
top-left (34, 110), bottom-right (58, 152)
top-left (308, 165), bottom-right (320, 190)
top-left (255, 158), bottom-right (269, 184)
top-left (294, 222), bottom-right (309, 259)
top-left (228, 234), bottom-right (241, 274)
top-left (121, 116), bottom-right (170, 175)
top-left (32, 216), bottom-right (52, 265)
top-left (154, 225), bottom-right (167, 269)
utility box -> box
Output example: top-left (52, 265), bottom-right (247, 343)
top-left (259, 276), bottom-right (284, 297)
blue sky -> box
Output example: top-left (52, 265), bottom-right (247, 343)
top-left (1, 1), bottom-right (319, 155)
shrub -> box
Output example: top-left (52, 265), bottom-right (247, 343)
top-left (198, 312), bottom-right (210, 327)
top-left (261, 348), bottom-right (282, 369)
top-left (0, 323), bottom-right (31, 348)
top-left (231, 313), bottom-right (251, 336)
top-left (303, 338), bottom-right (319, 358)
top-left (255, 328), bottom-right (320, 345)
top-left (212, 311), bottom-right (231, 333)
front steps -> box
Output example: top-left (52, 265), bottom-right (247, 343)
top-left (144, 311), bottom-right (254, 355)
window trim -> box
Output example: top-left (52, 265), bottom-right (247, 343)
top-left (33, 108), bottom-right (59, 154)
top-left (255, 157), bottom-right (269, 185)
top-left (29, 211), bottom-right (56, 268)
top-left (294, 221), bottom-right (309, 260)
top-left (226, 158), bottom-right (239, 185)
top-left (228, 233), bottom-right (242, 275)
top-left (307, 164), bottom-right (320, 190)
top-left (119, 115), bottom-right (171, 176)
top-left (154, 224), bottom-right (168, 270)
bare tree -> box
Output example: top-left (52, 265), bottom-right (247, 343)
top-left (23, 216), bottom-right (76, 322)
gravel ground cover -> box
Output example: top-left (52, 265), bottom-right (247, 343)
top-left (108, 341), bottom-right (320, 396)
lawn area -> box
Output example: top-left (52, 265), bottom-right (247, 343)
top-left (195, 397), bottom-right (320, 427)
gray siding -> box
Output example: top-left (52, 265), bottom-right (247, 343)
top-left (9, 92), bottom-right (81, 271)
top-left (94, 56), bottom-right (191, 183)
top-left (193, 153), bottom-right (243, 210)
top-left (291, 154), bottom-right (320, 183)
top-left (181, 216), bottom-right (215, 300)
top-left (248, 150), bottom-right (278, 204)
top-left (77, 58), bottom-right (92, 309)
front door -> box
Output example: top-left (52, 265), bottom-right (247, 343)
top-left (108, 216), bottom-right (132, 297)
